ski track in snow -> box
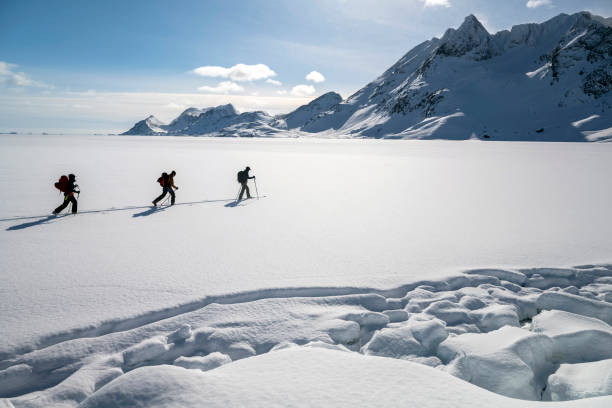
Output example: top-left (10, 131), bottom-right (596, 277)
top-left (1, 264), bottom-right (611, 406)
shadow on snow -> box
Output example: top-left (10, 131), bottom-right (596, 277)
top-left (3, 199), bottom-right (234, 230)
top-left (5, 215), bottom-right (71, 231)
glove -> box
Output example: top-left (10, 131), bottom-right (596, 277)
top-left (175, 186), bottom-right (179, 190)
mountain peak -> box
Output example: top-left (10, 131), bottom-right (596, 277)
top-left (213, 103), bottom-right (238, 115)
top-left (181, 107), bottom-right (203, 115)
top-left (311, 92), bottom-right (342, 104)
top-left (455, 14), bottom-right (489, 37)
top-left (462, 14), bottom-right (484, 28)
top-left (437, 14), bottom-right (494, 60)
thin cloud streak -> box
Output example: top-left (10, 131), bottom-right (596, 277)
top-left (0, 91), bottom-right (317, 132)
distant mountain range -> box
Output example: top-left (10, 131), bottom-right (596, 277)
top-left (123, 11), bottom-right (612, 141)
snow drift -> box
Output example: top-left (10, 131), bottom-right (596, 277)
top-left (2, 263), bottom-right (611, 407)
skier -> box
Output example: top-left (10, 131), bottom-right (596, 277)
top-left (168, 170), bottom-right (179, 192)
top-left (237, 166), bottom-right (255, 200)
top-left (152, 171), bottom-right (178, 206)
top-left (53, 174), bottom-right (79, 215)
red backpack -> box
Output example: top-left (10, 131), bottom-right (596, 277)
top-left (54, 175), bottom-right (69, 193)
top-left (157, 173), bottom-right (166, 186)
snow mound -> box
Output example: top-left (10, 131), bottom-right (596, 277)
top-left (536, 291), bottom-right (612, 325)
top-left (465, 269), bottom-right (527, 285)
top-left (122, 337), bottom-right (169, 367)
top-left (438, 326), bottom-right (555, 400)
top-left (544, 359), bottom-right (612, 401)
top-left (78, 347), bottom-right (612, 408)
top-left (470, 304), bottom-right (520, 332)
top-left (173, 352), bottom-right (231, 371)
top-left (362, 317), bottom-right (448, 358)
top-left (167, 324), bottom-right (192, 344)
top-left (424, 300), bottom-right (472, 325)
top-left (531, 310), bottom-right (612, 363)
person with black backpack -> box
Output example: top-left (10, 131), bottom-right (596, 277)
top-left (53, 174), bottom-right (79, 215)
top-left (237, 166), bottom-right (255, 200)
top-left (152, 171), bottom-right (177, 206)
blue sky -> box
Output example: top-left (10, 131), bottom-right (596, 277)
top-left (1, 0), bottom-right (611, 133)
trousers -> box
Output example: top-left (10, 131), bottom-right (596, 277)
top-left (54, 194), bottom-right (77, 214)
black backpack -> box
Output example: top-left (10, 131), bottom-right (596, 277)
top-left (237, 170), bottom-right (247, 183)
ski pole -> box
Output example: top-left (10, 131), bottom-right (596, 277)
top-left (254, 178), bottom-right (259, 200)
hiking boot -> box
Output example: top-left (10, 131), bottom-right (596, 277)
top-left (152, 201), bottom-right (157, 207)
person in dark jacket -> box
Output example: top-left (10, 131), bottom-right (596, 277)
top-left (237, 166), bottom-right (255, 200)
top-left (53, 174), bottom-right (79, 214)
top-left (152, 171), bottom-right (177, 206)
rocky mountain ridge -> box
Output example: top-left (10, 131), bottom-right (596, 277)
top-left (123, 12), bottom-right (611, 141)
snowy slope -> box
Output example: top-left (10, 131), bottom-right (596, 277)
top-left (304, 12), bottom-right (612, 140)
top-left (272, 91), bottom-right (342, 129)
top-left (122, 115), bottom-right (167, 135)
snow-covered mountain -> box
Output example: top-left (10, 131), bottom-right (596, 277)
top-left (123, 95), bottom-right (338, 137)
top-left (124, 115), bottom-right (168, 135)
top-left (304, 11), bottom-right (611, 141)
top-left (123, 105), bottom-right (251, 136)
top-left (271, 92), bottom-right (342, 129)
top-left (123, 12), bottom-right (611, 141)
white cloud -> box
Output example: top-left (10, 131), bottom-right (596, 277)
top-left (0, 61), bottom-right (50, 88)
top-left (193, 63), bottom-right (276, 82)
top-left (276, 90), bottom-right (288, 95)
top-left (291, 84), bottom-right (315, 97)
top-left (420, 0), bottom-right (451, 8)
top-left (526, 0), bottom-right (552, 8)
top-left (266, 78), bottom-right (282, 86)
top-left (305, 71), bottom-right (325, 83)
top-left (164, 102), bottom-right (186, 110)
top-left (197, 81), bottom-right (245, 94)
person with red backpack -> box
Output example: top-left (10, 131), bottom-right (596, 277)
top-left (53, 174), bottom-right (79, 215)
top-left (152, 171), bottom-right (178, 206)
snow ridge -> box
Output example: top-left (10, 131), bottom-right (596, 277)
top-left (2, 264), bottom-right (611, 406)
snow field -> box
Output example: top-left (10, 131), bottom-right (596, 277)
top-left (3, 136), bottom-right (612, 359)
top-left (2, 135), bottom-right (612, 406)
top-left (1, 264), bottom-right (611, 406)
